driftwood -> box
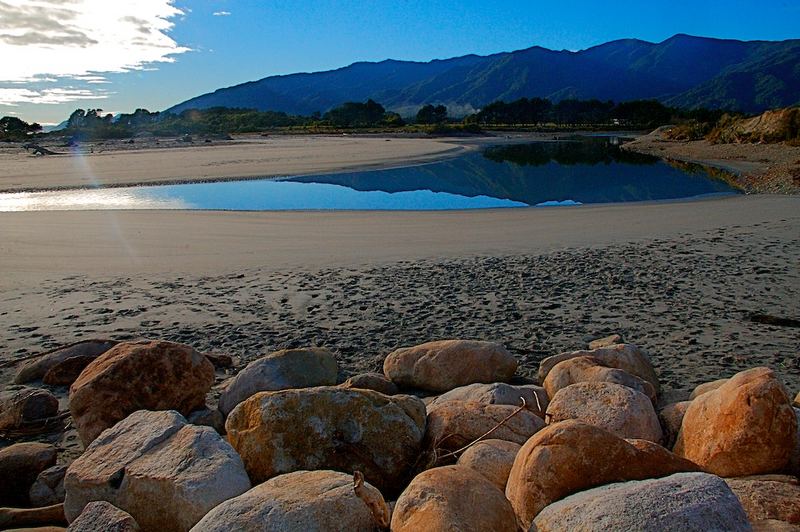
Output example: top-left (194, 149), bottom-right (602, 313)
top-left (0, 503), bottom-right (66, 528)
top-left (435, 397), bottom-right (529, 462)
top-left (22, 143), bottom-right (61, 156)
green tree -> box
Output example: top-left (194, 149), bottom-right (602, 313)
top-left (0, 116), bottom-right (41, 140)
top-left (416, 104), bottom-right (448, 124)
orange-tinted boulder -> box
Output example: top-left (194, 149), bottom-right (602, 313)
top-left (456, 438), bottom-right (520, 490)
top-left (391, 465), bottom-right (517, 532)
top-left (674, 367), bottom-right (797, 477)
top-left (546, 382), bottom-right (663, 443)
top-left (543, 356), bottom-right (656, 402)
top-left (689, 378), bottom-right (729, 399)
top-left (537, 344), bottom-right (659, 394)
top-left (426, 400), bottom-right (544, 455)
top-left (383, 340), bottom-right (517, 392)
top-left (505, 420), bottom-right (699, 528)
top-left (340, 372), bottom-right (399, 395)
top-left (427, 382), bottom-right (548, 418)
top-left (225, 386), bottom-right (426, 493)
top-left (69, 340), bottom-right (214, 445)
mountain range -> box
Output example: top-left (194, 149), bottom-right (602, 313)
top-left (168, 34), bottom-right (800, 117)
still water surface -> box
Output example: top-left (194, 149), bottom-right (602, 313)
top-left (0, 138), bottom-right (738, 211)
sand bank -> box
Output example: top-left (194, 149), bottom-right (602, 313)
top-left (0, 135), bottom-right (469, 192)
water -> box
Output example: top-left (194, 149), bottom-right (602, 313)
top-left (0, 137), bottom-right (738, 212)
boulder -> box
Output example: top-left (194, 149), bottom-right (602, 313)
top-left (225, 386), bottom-right (425, 493)
top-left (426, 400), bottom-right (544, 456)
top-left (340, 372), bottom-right (399, 395)
top-left (186, 408), bottom-right (225, 434)
top-left (391, 465), bottom-right (517, 532)
top-left (795, 392), bottom-right (799, 407)
top-left (383, 340), bottom-right (517, 392)
top-left (725, 475), bottom-right (800, 525)
top-left (0, 386), bottom-right (59, 431)
top-left (427, 382), bottom-right (548, 418)
top-left (29, 465), bottom-right (67, 507)
top-left (14, 340), bottom-right (118, 384)
top-left (456, 438), bottom-right (520, 490)
top-left (588, 333), bottom-right (623, 349)
top-left (42, 356), bottom-right (96, 386)
top-left (543, 356), bottom-right (656, 402)
top-left (751, 519), bottom-right (800, 531)
top-left (68, 340), bottom-right (214, 445)
top-left (674, 367), bottom-right (797, 477)
top-left (537, 344), bottom-right (659, 393)
top-left (218, 347), bottom-right (338, 415)
top-left (505, 420), bottom-right (699, 528)
top-left (64, 410), bottom-right (250, 532)
top-left (66, 502), bottom-right (139, 531)
top-left (191, 470), bottom-right (388, 531)
top-left (532, 472), bottom-right (751, 531)
top-left (546, 382), bottom-right (663, 443)
top-left (690, 378), bottom-right (729, 399)
top-left (659, 401), bottom-right (692, 449)
top-left (0, 443), bottom-right (57, 506)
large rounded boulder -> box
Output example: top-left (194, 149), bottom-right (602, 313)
top-left (427, 382), bottom-right (548, 418)
top-left (225, 386), bottom-right (426, 493)
top-left (69, 340), bottom-right (214, 445)
top-left (674, 367), bottom-right (797, 477)
top-left (532, 472), bottom-right (751, 531)
top-left (456, 438), bottom-right (521, 490)
top-left (14, 339), bottom-right (118, 384)
top-left (0, 442), bottom-right (57, 506)
top-left (543, 356), bottom-right (656, 402)
top-left (64, 410), bottom-right (251, 532)
top-left (537, 344), bottom-right (659, 394)
top-left (0, 385), bottom-right (59, 431)
top-left (546, 381), bottom-right (663, 443)
top-left (191, 470), bottom-right (388, 532)
top-left (391, 465), bottom-right (518, 532)
top-left (383, 340), bottom-right (517, 392)
top-left (505, 420), bottom-right (699, 529)
top-left (425, 400), bottom-right (544, 456)
top-left (218, 347), bottom-right (338, 415)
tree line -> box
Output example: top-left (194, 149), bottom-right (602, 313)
top-left (3, 96), bottom-right (739, 141)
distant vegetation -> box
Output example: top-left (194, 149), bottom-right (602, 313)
top-left (8, 98), bottom-right (796, 144)
top-left (0, 116), bottom-right (42, 141)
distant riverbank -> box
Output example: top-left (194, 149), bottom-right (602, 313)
top-left (622, 128), bottom-right (800, 194)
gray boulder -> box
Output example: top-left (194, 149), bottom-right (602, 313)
top-left (29, 464), bottom-right (67, 506)
top-left (67, 501), bottom-right (139, 531)
top-left (14, 339), bottom-right (118, 384)
top-left (190, 470), bottom-right (388, 531)
top-left (64, 410), bottom-right (251, 532)
top-left (218, 348), bottom-right (338, 415)
top-left (532, 472), bottom-right (751, 531)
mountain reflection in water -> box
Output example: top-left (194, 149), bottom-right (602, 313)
top-left (287, 137), bottom-right (737, 205)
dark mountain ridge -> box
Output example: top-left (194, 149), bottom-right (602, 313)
top-left (168, 34), bottom-right (800, 116)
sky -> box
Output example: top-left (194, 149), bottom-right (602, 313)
top-left (1, 0), bottom-right (798, 125)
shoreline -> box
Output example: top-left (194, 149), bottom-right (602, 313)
top-left (0, 131), bottom-right (642, 194)
top-left (622, 128), bottom-right (800, 194)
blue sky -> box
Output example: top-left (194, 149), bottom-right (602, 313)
top-left (2, 0), bottom-right (798, 124)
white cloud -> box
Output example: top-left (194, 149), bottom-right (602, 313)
top-left (212, 11), bottom-right (231, 16)
top-left (0, 0), bottom-right (188, 103)
top-left (0, 87), bottom-right (110, 105)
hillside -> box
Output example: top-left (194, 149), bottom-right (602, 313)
top-left (167, 34), bottom-right (800, 116)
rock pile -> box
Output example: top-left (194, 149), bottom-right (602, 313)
top-left (1, 336), bottom-right (798, 531)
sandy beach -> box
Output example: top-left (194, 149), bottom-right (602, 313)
top-left (1, 195), bottom-right (798, 406)
top-left (0, 135), bottom-right (470, 192)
